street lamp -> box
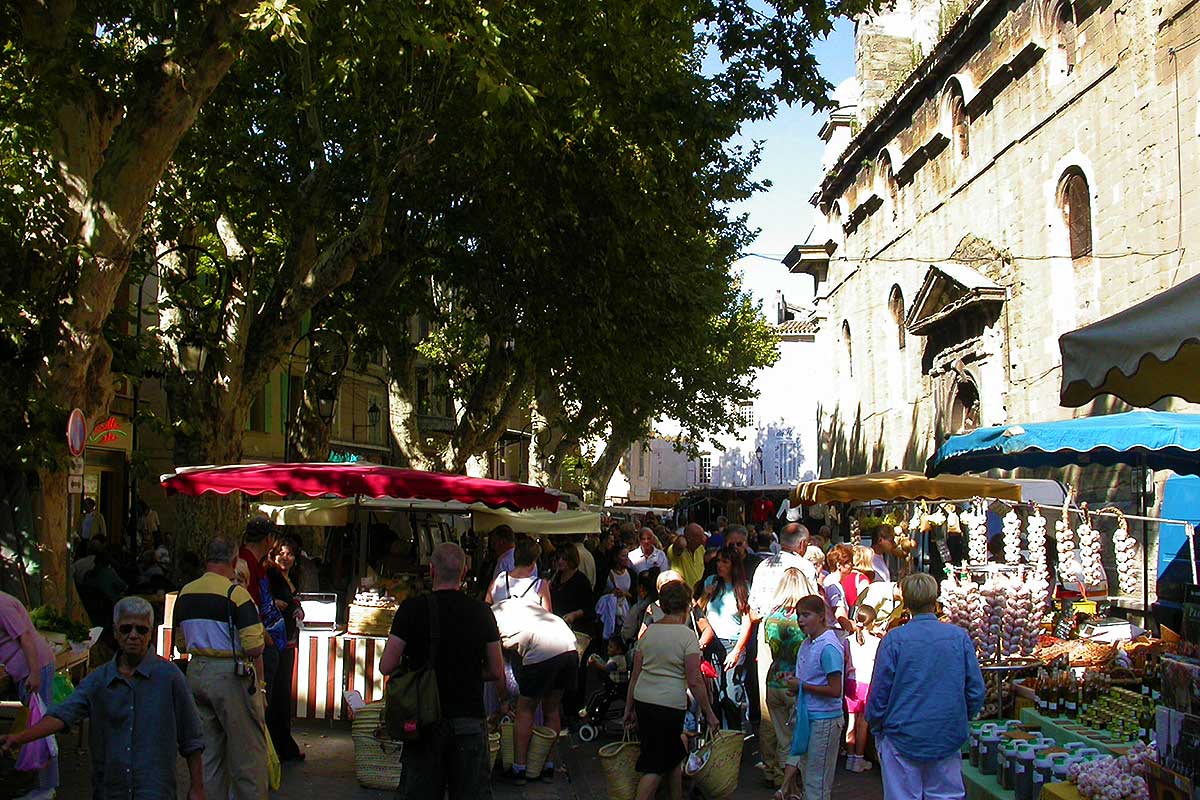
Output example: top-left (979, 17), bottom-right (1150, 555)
top-left (352, 400), bottom-right (381, 438)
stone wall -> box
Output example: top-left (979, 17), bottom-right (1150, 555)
top-left (808, 0), bottom-right (1200, 514)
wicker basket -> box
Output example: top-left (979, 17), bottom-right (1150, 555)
top-left (351, 702), bottom-right (403, 790)
top-left (692, 730), bottom-right (744, 800)
top-left (499, 717), bottom-right (516, 770)
top-left (488, 731), bottom-right (501, 770)
top-left (598, 733), bottom-right (641, 800)
top-left (1069, 639), bottom-right (1116, 667)
top-left (348, 603), bottom-right (398, 637)
top-left (526, 726), bottom-right (557, 778)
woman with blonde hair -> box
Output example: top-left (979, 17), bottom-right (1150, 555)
top-left (761, 568), bottom-right (811, 790)
top-left (844, 546), bottom-right (874, 605)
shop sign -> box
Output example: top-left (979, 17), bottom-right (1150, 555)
top-left (68, 475), bottom-right (83, 494)
top-left (328, 450), bottom-right (362, 463)
top-left (88, 416), bottom-right (129, 447)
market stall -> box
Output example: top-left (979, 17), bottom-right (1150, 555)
top-left (159, 463), bottom-right (563, 720)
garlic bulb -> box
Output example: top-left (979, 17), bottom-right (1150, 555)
top-left (1078, 515), bottom-right (1104, 585)
top-left (1110, 514), bottom-right (1140, 596)
top-left (1002, 509), bottom-right (1022, 565)
top-left (908, 507), bottom-right (922, 533)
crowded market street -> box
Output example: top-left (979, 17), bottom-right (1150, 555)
top-left (6, 0), bottom-right (1200, 797)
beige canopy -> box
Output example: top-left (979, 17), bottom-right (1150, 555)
top-left (1060, 273), bottom-right (1200, 408)
top-left (257, 497), bottom-right (598, 535)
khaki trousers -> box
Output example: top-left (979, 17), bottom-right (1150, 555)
top-left (188, 655), bottom-right (269, 800)
top-left (756, 625), bottom-right (785, 785)
top-left (766, 686), bottom-right (796, 784)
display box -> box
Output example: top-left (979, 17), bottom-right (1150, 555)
top-left (1155, 706), bottom-right (1200, 792)
top-left (1146, 759), bottom-right (1196, 800)
top-left (1161, 654), bottom-right (1200, 715)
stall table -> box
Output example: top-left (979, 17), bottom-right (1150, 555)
top-left (963, 708), bottom-right (1137, 800)
top-left (158, 624), bottom-right (390, 722)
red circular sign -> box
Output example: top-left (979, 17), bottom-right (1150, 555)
top-left (66, 408), bottom-right (87, 457)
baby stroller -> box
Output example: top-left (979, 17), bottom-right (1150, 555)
top-left (577, 657), bottom-right (630, 742)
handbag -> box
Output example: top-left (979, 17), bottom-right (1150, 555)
top-left (384, 594), bottom-right (442, 741)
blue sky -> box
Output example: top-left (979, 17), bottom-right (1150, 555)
top-left (732, 18), bottom-right (857, 310)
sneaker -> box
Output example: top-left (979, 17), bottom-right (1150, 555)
top-left (859, 759), bottom-right (875, 771)
top-left (845, 754), bottom-right (859, 772)
top-left (14, 791), bottom-right (55, 800)
top-left (504, 768), bottom-right (527, 786)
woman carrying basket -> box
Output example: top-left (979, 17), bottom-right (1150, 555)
top-left (622, 580), bottom-right (719, 800)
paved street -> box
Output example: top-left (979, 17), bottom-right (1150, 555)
top-left (19, 718), bottom-right (885, 800)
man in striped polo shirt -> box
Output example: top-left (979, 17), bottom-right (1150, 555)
top-left (173, 536), bottom-right (268, 800)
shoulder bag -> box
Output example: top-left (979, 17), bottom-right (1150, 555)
top-left (384, 594), bottom-right (442, 741)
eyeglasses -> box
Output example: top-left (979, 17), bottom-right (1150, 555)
top-left (118, 624), bottom-right (151, 636)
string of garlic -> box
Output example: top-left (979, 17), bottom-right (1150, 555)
top-left (1055, 507), bottom-right (1076, 576)
top-left (1077, 508), bottom-right (1105, 585)
top-left (1110, 512), bottom-right (1140, 596)
top-left (1025, 507), bottom-right (1051, 616)
top-left (1002, 509), bottom-right (1022, 564)
top-left (849, 517), bottom-right (861, 546)
top-left (962, 501), bottom-right (989, 565)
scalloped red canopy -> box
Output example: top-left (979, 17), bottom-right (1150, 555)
top-left (160, 463), bottom-right (560, 512)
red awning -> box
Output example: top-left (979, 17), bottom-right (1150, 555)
top-left (160, 463), bottom-right (561, 513)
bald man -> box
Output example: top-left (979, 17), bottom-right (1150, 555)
top-left (669, 523), bottom-right (707, 589)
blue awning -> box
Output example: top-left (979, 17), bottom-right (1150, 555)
top-left (927, 410), bottom-right (1200, 476)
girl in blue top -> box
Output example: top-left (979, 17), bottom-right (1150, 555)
top-left (779, 594), bottom-right (844, 800)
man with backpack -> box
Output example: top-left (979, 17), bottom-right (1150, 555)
top-left (379, 542), bottom-right (505, 800)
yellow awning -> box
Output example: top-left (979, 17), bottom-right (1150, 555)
top-left (792, 470), bottom-right (1022, 505)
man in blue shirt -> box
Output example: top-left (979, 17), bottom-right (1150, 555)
top-left (866, 573), bottom-right (985, 800)
top-left (2, 596), bottom-right (205, 800)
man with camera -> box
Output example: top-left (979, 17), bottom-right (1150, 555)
top-left (173, 536), bottom-right (269, 800)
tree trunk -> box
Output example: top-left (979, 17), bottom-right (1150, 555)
top-left (31, 468), bottom-right (83, 616)
top-left (587, 428), bottom-right (638, 503)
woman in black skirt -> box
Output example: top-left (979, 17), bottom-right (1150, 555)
top-left (622, 580), bottom-right (720, 800)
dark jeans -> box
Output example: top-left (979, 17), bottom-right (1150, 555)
top-left (267, 645), bottom-right (301, 758)
top-left (398, 718), bottom-right (492, 800)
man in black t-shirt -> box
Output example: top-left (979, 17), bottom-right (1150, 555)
top-left (380, 542), bottom-right (504, 799)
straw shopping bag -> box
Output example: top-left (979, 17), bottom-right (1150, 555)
top-left (526, 726), bottom-right (557, 777)
top-left (598, 730), bottom-right (641, 800)
top-left (351, 702), bottom-right (404, 790)
top-left (488, 730), bottom-right (501, 770)
top-left (499, 716), bottom-right (516, 770)
top-left (691, 730), bottom-right (744, 800)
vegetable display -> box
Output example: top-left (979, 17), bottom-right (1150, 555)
top-left (1067, 742), bottom-right (1154, 800)
top-left (29, 606), bottom-right (91, 643)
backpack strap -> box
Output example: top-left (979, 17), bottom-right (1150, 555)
top-left (427, 593), bottom-right (440, 669)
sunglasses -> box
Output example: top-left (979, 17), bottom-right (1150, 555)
top-left (118, 624), bottom-right (151, 636)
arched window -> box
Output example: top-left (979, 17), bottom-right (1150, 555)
top-left (1058, 168), bottom-right (1093, 261)
top-left (876, 152), bottom-right (899, 201)
top-left (950, 378), bottom-right (980, 433)
top-left (948, 85), bottom-right (969, 159)
top-left (888, 285), bottom-right (906, 350)
top-left (842, 320), bottom-right (854, 378)
top-left (1055, 1), bottom-right (1077, 73)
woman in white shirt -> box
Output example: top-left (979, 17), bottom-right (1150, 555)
top-left (487, 539), bottom-right (552, 611)
top-left (623, 581), bottom-right (719, 800)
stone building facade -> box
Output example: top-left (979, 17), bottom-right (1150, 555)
top-left (790, 0), bottom-right (1200, 494)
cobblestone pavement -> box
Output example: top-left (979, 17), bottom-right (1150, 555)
top-left (26, 718), bottom-right (885, 800)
